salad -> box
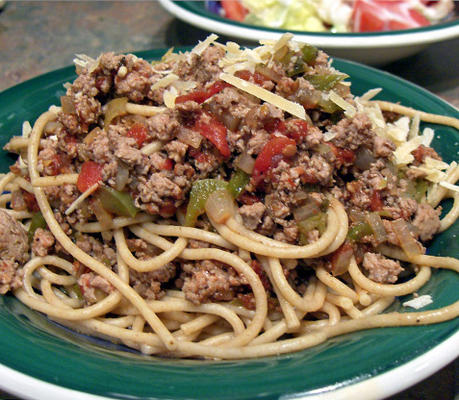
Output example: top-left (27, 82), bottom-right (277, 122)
top-left (205, 0), bottom-right (456, 32)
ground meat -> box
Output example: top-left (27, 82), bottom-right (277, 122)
top-left (246, 129), bottom-right (270, 155)
top-left (0, 210), bottom-right (30, 264)
top-left (84, 129), bottom-right (111, 162)
top-left (32, 228), bottom-right (55, 257)
top-left (239, 202), bottom-right (266, 230)
top-left (297, 153), bottom-right (333, 185)
top-left (412, 203), bottom-right (441, 241)
top-left (328, 113), bottom-right (373, 151)
top-left (75, 234), bottom-right (116, 266)
top-left (265, 194), bottom-right (290, 219)
top-left (411, 145), bottom-right (441, 164)
top-left (113, 54), bottom-right (156, 102)
top-left (137, 173), bottom-right (183, 208)
top-left (130, 263), bottom-right (177, 300)
top-left (181, 260), bottom-right (246, 304)
top-left (273, 220), bottom-right (299, 243)
top-left (174, 46), bottom-right (225, 85)
top-left (0, 260), bottom-right (23, 294)
top-left (78, 272), bottom-right (114, 304)
top-left (363, 252), bottom-right (403, 283)
top-left (163, 140), bottom-right (188, 163)
top-left (373, 136), bottom-right (395, 158)
top-left (146, 110), bottom-right (179, 141)
top-left (110, 131), bottom-right (144, 166)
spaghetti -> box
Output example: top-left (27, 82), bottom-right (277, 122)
top-left (0, 34), bottom-right (458, 359)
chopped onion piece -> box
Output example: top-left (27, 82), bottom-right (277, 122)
top-left (205, 190), bottom-right (235, 224)
top-left (114, 163), bottom-right (130, 191)
top-left (104, 97), bottom-right (128, 127)
top-left (293, 201), bottom-right (320, 222)
top-left (366, 212), bottom-right (387, 244)
top-left (235, 152), bottom-right (255, 174)
top-left (355, 147), bottom-right (376, 171)
top-left (60, 96), bottom-right (75, 114)
top-left (177, 128), bottom-right (202, 149)
top-left (392, 219), bottom-right (423, 256)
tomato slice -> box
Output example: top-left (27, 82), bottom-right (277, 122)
top-left (175, 80), bottom-right (230, 104)
top-left (221, 0), bottom-right (248, 22)
top-left (252, 136), bottom-right (296, 185)
top-left (193, 113), bottom-right (231, 158)
top-left (352, 0), bottom-right (430, 32)
top-left (77, 161), bottom-right (103, 192)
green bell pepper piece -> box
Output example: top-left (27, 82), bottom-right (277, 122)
top-left (227, 169), bottom-right (250, 198)
top-left (99, 186), bottom-right (139, 218)
top-left (28, 212), bottom-right (47, 241)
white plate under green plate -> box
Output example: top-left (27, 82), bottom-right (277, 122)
top-left (0, 49), bottom-right (457, 400)
top-left (158, 0), bottom-right (459, 64)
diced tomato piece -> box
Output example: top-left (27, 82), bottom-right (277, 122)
top-left (411, 144), bottom-right (440, 164)
top-left (175, 80), bottom-right (230, 104)
top-left (162, 158), bottom-right (174, 170)
top-left (250, 260), bottom-right (271, 291)
top-left (221, 0), bottom-right (248, 22)
top-left (329, 143), bottom-right (356, 165)
top-left (159, 200), bottom-right (177, 218)
top-left (235, 70), bottom-right (270, 86)
top-left (370, 190), bottom-right (384, 211)
top-left (238, 192), bottom-right (260, 205)
top-left (193, 113), bottom-right (231, 158)
top-left (127, 123), bottom-right (149, 147)
top-left (285, 119), bottom-right (309, 144)
top-left (23, 190), bottom-right (40, 212)
top-left (352, 0), bottom-right (430, 32)
top-left (77, 161), bottom-right (103, 192)
top-left (46, 154), bottom-right (63, 176)
top-left (189, 148), bottom-right (211, 165)
top-left (263, 118), bottom-right (284, 134)
top-left (252, 136), bottom-right (296, 185)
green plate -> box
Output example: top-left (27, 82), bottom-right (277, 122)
top-left (0, 49), bottom-right (457, 400)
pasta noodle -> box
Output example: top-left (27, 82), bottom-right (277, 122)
top-left (0, 34), bottom-right (458, 360)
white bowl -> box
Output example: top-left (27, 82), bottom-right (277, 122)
top-left (159, 0), bottom-right (459, 65)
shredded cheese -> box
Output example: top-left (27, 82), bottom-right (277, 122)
top-left (163, 87), bottom-right (178, 109)
top-left (65, 183), bottom-right (100, 216)
top-left (22, 121), bottom-right (32, 138)
top-left (439, 181), bottom-right (459, 193)
top-left (151, 74), bottom-right (179, 91)
top-left (328, 90), bottom-right (356, 118)
top-left (402, 295), bottom-right (433, 309)
top-left (358, 88), bottom-right (382, 102)
top-left (220, 72), bottom-right (306, 120)
top-left (190, 33), bottom-right (219, 57)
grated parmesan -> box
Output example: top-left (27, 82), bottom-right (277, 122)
top-left (328, 90), bottom-right (356, 118)
top-left (220, 72), bottom-right (307, 120)
top-left (402, 295), bottom-right (433, 309)
top-left (190, 33), bottom-right (219, 57)
top-left (163, 87), bottom-right (178, 109)
top-left (151, 73), bottom-right (179, 91)
top-left (22, 121), bottom-right (32, 138)
top-left (439, 181), bottom-right (459, 193)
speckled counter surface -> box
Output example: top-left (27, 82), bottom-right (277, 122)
top-left (0, 2), bottom-right (457, 399)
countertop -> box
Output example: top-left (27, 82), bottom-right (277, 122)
top-left (0, 1), bottom-right (457, 399)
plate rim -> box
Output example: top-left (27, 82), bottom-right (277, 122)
top-left (0, 50), bottom-right (458, 400)
top-left (159, 0), bottom-right (459, 48)
top-left (0, 331), bottom-right (456, 400)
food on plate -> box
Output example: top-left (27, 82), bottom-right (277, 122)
top-left (1, 33), bottom-right (458, 359)
top-left (206, 0), bottom-right (456, 32)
